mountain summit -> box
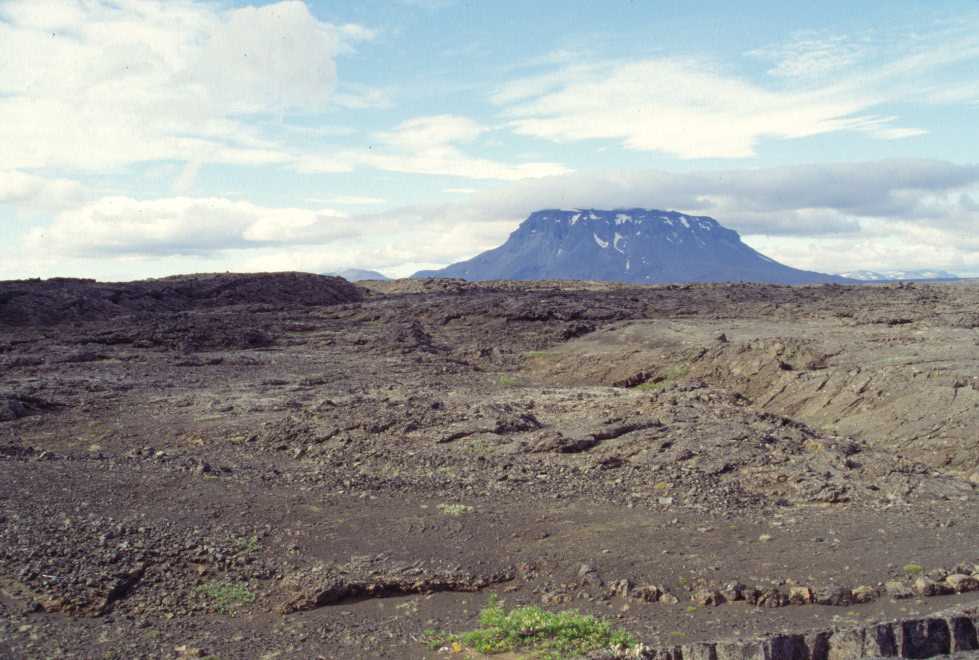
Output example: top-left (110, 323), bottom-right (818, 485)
top-left (414, 209), bottom-right (850, 285)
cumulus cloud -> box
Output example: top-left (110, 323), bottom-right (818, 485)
top-left (232, 217), bottom-right (514, 277)
top-left (405, 159), bottom-right (979, 229)
top-left (0, 0), bottom-right (373, 170)
top-left (26, 197), bottom-right (357, 257)
top-left (0, 170), bottom-right (86, 208)
top-left (12, 160), bottom-right (979, 277)
top-left (0, 4), bottom-right (566, 183)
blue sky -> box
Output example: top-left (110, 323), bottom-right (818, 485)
top-left (2, 0), bottom-right (978, 279)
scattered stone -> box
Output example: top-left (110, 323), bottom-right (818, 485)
top-left (913, 577), bottom-right (953, 597)
top-left (884, 580), bottom-right (914, 600)
top-left (945, 573), bottom-right (979, 593)
top-left (608, 579), bottom-right (633, 599)
top-left (788, 586), bottom-right (813, 605)
top-left (850, 585), bottom-right (879, 604)
top-left (629, 585), bottom-right (662, 603)
top-left (720, 582), bottom-right (745, 602)
top-left (755, 589), bottom-right (789, 608)
top-left (691, 589), bottom-right (726, 607)
top-left (577, 563), bottom-right (605, 588)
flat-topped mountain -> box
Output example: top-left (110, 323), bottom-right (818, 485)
top-left (414, 208), bottom-right (851, 284)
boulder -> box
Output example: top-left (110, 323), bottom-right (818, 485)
top-left (945, 574), bottom-right (979, 593)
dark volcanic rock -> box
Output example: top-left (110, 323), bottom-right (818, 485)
top-left (0, 393), bottom-right (58, 422)
top-left (2, 275), bottom-right (979, 659)
top-left (0, 272), bottom-right (363, 326)
top-left (277, 558), bottom-right (513, 614)
top-left (414, 209), bottom-right (851, 285)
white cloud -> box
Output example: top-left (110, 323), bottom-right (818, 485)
top-left (0, 3), bottom-right (565, 186)
top-left (300, 114), bottom-right (572, 181)
top-left (494, 20), bottom-right (979, 160)
top-left (0, 170), bottom-right (86, 209)
top-left (11, 160), bottom-right (979, 278)
top-left (9, 194), bottom-right (515, 280)
top-left (332, 85), bottom-right (393, 109)
top-left (307, 196), bottom-right (387, 206)
top-left (27, 196), bottom-right (357, 257)
top-left (171, 161), bottom-right (203, 195)
top-left (351, 149), bottom-right (570, 181)
top-left (360, 115), bottom-right (570, 180)
top-left (749, 33), bottom-right (869, 79)
top-left (0, 0), bottom-right (373, 171)
top-left (376, 115), bottom-right (485, 150)
top-left (415, 159), bottom-right (979, 227)
top-left (494, 57), bottom-right (929, 159)
top-left (744, 223), bottom-right (979, 276)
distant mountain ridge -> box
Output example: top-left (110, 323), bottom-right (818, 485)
top-left (323, 268), bottom-right (390, 282)
top-left (414, 209), bottom-right (851, 285)
top-left (839, 269), bottom-right (960, 281)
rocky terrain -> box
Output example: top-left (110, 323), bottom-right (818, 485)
top-left (1, 273), bottom-right (978, 658)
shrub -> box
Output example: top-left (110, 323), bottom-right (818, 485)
top-left (196, 580), bottom-right (256, 614)
top-left (424, 595), bottom-right (638, 659)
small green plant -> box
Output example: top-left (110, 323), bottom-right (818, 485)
top-left (196, 580), bottom-right (256, 614)
top-left (902, 563), bottom-right (924, 576)
top-left (424, 595), bottom-right (638, 659)
top-left (635, 364), bottom-right (689, 391)
top-left (635, 380), bottom-right (666, 391)
top-left (437, 503), bottom-right (474, 516)
top-left (497, 374), bottom-right (520, 386)
top-left (234, 535), bottom-right (259, 555)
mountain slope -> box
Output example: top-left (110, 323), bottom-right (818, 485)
top-left (323, 268), bottom-right (390, 282)
top-left (414, 209), bottom-right (851, 285)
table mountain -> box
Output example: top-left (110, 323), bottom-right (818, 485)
top-left (414, 209), bottom-right (851, 284)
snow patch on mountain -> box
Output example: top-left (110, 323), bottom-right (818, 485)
top-left (613, 232), bottom-right (626, 253)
